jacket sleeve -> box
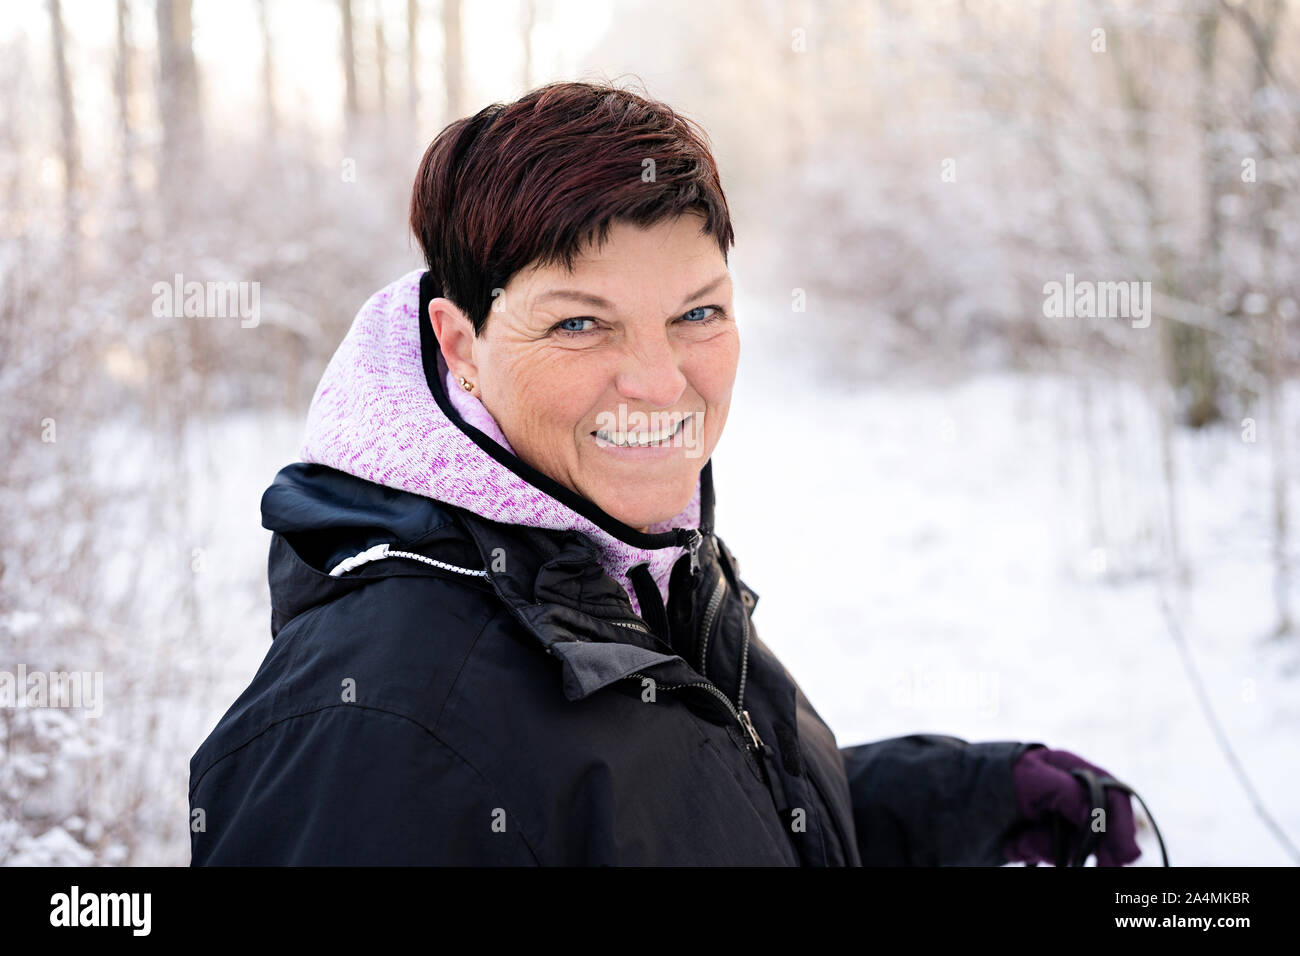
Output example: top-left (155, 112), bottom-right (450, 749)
top-left (190, 704), bottom-right (538, 865)
top-left (839, 734), bottom-right (1039, 866)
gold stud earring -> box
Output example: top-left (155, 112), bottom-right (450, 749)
top-left (458, 375), bottom-right (474, 392)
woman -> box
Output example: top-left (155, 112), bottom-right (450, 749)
top-left (189, 81), bottom-right (1142, 866)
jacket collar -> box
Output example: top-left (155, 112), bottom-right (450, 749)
top-left (452, 506), bottom-right (732, 718)
top-left (261, 461), bottom-right (735, 722)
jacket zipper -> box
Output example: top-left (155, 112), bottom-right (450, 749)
top-left (609, 541), bottom-right (796, 839)
top-left (683, 528), bottom-right (703, 574)
top-left (697, 574), bottom-right (726, 678)
top-left (735, 580), bottom-right (752, 710)
top-left (612, 531), bottom-right (763, 757)
top-left (622, 671), bottom-right (765, 764)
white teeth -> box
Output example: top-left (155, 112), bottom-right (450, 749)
top-left (595, 418), bottom-right (683, 447)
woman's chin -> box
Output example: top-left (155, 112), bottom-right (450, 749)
top-left (592, 481), bottom-right (697, 534)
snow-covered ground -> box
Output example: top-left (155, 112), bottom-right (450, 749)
top-left (3, 321), bottom-right (1296, 866)
top-left (718, 336), bottom-right (1300, 867)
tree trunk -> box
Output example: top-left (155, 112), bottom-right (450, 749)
top-left (1178, 5), bottom-right (1223, 428)
top-left (48, 0), bottom-right (79, 251)
top-left (341, 0), bottom-right (358, 132)
top-left (407, 0), bottom-right (419, 120)
top-left (442, 0), bottom-right (463, 122)
top-left (155, 0), bottom-right (202, 220)
top-left (115, 0), bottom-right (136, 196)
top-left (258, 0), bottom-right (276, 137)
top-left (375, 12), bottom-right (388, 120)
top-left (1237, 0), bottom-right (1293, 636)
top-left (1107, 2), bottom-right (1188, 587)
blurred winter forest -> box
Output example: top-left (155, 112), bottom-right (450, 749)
top-left (1, 0), bottom-right (1297, 866)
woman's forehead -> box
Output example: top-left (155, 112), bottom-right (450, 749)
top-left (517, 232), bottom-right (728, 303)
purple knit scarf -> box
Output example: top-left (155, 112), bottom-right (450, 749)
top-left (300, 269), bottom-right (699, 615)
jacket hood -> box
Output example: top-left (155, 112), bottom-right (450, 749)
top-left (292, 268), bottom-right (712, 617)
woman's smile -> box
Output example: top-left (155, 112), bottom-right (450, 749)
top-left (590, 410), bottom-right (697, 458)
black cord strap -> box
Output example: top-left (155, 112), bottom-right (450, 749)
top-left (1052, 769), bottom-right (1171, 867)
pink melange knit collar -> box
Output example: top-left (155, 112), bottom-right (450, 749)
top-left (300, 268), bottom-right (700, 616)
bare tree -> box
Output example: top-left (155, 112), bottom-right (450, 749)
top-left (375, 4), bottom-right (388, 119)
top-left (341, 0), bottom-right (358, 131)
top-left (115, 0), bottom-right (136, 196)
top-left (155, 0), bottom-right (202, 218)
top-left (1098, 0), bottom-right (1190, 585)
top-left (1223, 0), bottom-right (1294, 636)
top-left (1179, 3), bottom-right (1225, 428)
top-left (47, 0), bottom-right (79, 251)
top-left (258, 0), bottom-right (276, 137)
top-left (442, 0), bottom-right (464, 121)
top-left (408, 0), bottom-right (419, 120)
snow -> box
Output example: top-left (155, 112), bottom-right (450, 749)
top-left (5, 826), bottom-right (94, 867)
top-left (716, 333), bottom-right (1300, 866)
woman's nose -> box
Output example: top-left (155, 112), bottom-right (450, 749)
top-left (614, 333), bottom-right (688, 407)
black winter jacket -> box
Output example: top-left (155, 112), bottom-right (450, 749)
top-left (188, 457), bottom-right (1035, 865)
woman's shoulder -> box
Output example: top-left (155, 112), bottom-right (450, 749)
top-left (195, 558), bottom-right (527, 763)
top-left (193, 454), bottom-right (551, 783)
top-left (187, 566), bottom-right (545, 863)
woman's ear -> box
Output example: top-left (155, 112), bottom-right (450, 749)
top-left (428, 298), bottom-right (479, 386)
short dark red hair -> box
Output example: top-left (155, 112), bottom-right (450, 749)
top-left (409, 79), bottom-right (735, 335)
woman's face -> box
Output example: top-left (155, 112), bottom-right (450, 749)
top-left (429, 212), bottom-right (739, 532)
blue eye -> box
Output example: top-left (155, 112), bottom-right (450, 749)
top-left (554, 317), bottom-right (596, 335)
top-left (552, 307), bottom-right (725, 338)
top-left (682, 305), bottom-right (725, 324)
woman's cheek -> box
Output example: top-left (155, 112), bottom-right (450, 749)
top-left (695, 336), bottom-right (740, 404)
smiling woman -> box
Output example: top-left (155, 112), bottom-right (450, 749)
top-left (412, 83), bottom-right (739, 536)
top-left (429, 213), bottom-right (736, 533)
top-left (188, 79), bottom-right (1143, 868)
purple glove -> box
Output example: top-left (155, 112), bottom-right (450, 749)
top-left (1002, 745), bottom-right (1141, 867)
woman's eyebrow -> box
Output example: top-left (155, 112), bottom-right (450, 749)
top-left (534, 273), bottom-right (730, 311)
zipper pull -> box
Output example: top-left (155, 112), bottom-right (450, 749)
top-left (685, 529), bottom-right (703, 576)
top-left (738, 708), bottom-right (764, 751)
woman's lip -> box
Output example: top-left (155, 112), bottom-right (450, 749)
top-left (590, 414), bottom-right (688, 442)
top-left (589, 414), bottom-right (690, 456)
